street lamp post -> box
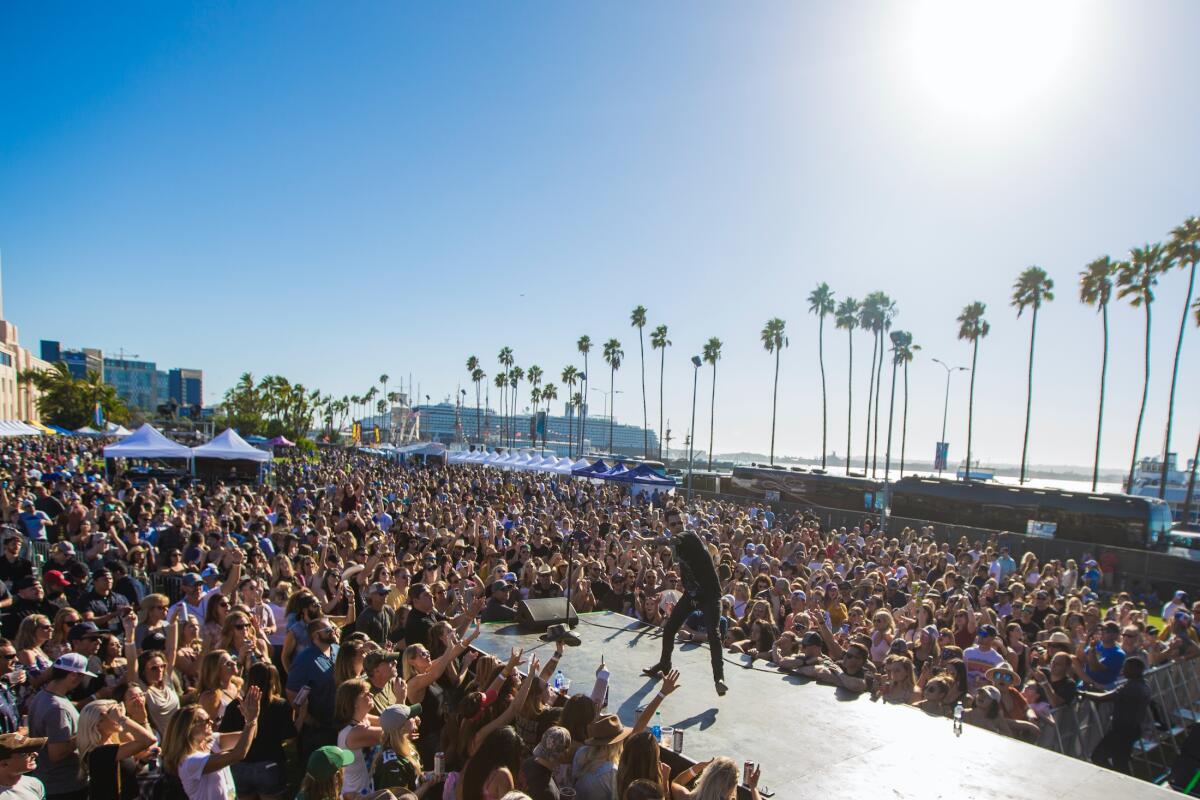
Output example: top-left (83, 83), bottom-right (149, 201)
top-left (590, 387), bottom-right (622, 453)
top-left (688, 355), bottom-right (702, 498)
top-left (932, 358), bottom-right (969, 477)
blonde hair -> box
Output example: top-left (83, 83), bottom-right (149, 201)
top-left (298, 770), bottom-right (343, 800)
top-left (691, 756), bottom-right (739, 800)
top-left (15, 614), bottom-right (49, 652)
top-left (76, 700), bottom-right (119, 780)
top-left (197, 649), bottom-right (233, 693)
top-left (373, 726), bottom-right (422, 777)
top-left (138, 593), bottom-right (170, 625)
top-left (161, 704), bottom-right (208, 776)
top-left (401, 643), bottom-right (429, 682)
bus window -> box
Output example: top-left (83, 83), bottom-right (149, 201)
top-left (1150, 502), bottom-right (1173, 547)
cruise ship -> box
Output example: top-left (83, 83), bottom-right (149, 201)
top-left (357, 400), bottom-right (659, 459)
top-left (1126, 453), bottom-right (1199, 525)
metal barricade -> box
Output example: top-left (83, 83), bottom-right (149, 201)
top-left (152, 573), bottom-right (184, 605)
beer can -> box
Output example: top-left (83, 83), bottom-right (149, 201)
top-left (434, 752), bottom-right (446, 777)
top-left (743, 760), bottom-right (755, 786)
top-left (672, 728), bottom-right (683, 752)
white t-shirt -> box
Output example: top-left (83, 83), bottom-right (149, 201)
top-left (0, 775), bottom-right (46, 800)
top-left (963, 646), bottom-right (1006, 690)
top-left (178, 736), bottom-right (236, 800)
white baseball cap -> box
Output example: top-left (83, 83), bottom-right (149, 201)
top-left (52, 652), bottom-right (97, 678)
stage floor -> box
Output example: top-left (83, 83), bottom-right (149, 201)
top-left (473, 612), bottom-right (1167, 799)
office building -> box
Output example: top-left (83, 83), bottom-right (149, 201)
top-left (40, 339), bottom-right (205, 412)
top-left (169, 368), bottom-right (204, 407)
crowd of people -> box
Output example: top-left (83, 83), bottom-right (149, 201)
top-left (0, 431), bottom-right (1192, 800)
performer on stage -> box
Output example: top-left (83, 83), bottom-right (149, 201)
top-left (638, 503), bottom-right (728, 696)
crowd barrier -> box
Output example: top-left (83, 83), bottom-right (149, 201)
top-left (1033, 656), bottom-right (1200, 785)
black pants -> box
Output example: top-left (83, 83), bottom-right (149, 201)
top-left (47, 789), bottom-right (89, 800)
top-left (1091, 724), bottom-right (1140, 774)
top-left (298, 722), bottom-right (337, 764)
top-left (659, 591), bottom-right (724, 682)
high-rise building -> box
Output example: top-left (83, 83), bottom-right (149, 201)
top-left (39, 341), bottom-right (102, 380)
top-left (103, 357), bottom-right (160, 411)
top-left (169, 368), bottom-right (203, 407)
top-left (39, 338), bottom-right (205, 412)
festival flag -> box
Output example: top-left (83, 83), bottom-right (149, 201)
top-left (94, 401), bottom-right (104, 428)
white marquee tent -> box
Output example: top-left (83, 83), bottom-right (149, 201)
top-left (103, 424), bottom-right (193, 460)
top-left (191, 429), bottom-right (271, 462)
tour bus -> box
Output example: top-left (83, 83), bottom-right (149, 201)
top-left (727, 465), bottom-right (1172, 551)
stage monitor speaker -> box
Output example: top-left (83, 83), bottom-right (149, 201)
top-left (516, 598), bottom-right (578, 631)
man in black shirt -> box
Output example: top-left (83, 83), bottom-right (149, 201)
top-left (480, 581), bottom-right (518, 623)
top-left (72, 567), bottom-right (130, 632)
top-left (528, 565), bottom-right (563, 600)
top-left (1083, 657), bottom-right (1166, 774)
top-left (2, 577), bottom-right (59, 639)
top-left (0, 534), bottom-right (32, 589)
top-left (403, 583), bottom-right (481, 647)
top-left (638, 504), bottom-right (727, 695)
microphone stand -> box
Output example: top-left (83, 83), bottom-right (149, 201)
top-left (563, 531), bottom-right (579, 629)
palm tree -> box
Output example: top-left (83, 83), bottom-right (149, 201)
top-left (602, 338), bottom-right (624, 452)
top-left (835, 298), bottom-right (860, 475)
top-left (1079, 256), bottom-right (1117, 492)
top-left (466, 357), bottom-right (480, 441)
top-left (498, 347), bottom-right (514, 444)
top-left (957, 302), bottom-right (990, 482)
top-left (379, 374), bottom-right (389, 414)
top-left (631, 306), bottom-right (650, 458)
top-left (492, 373), bottom-right (507, 445)
top-left (509, 366), bottom-right (524, 446)
top-left (760, 318), bottom-right (788, 464)
top-left (650, 325), bottom-right (671, 459)
top-left (1161, 217), bottom-right (1199, 498)
top-left (897, 335), bottom-right (920, 477)
top-left (871, 294), bottom-right (897, 476)
top-left (540, 383), bottom-right (558, 453)
top-left (1189, 297), bottom-right (1200, 525)
top-left (1117, 244), bottom-right (1165, 492)
top-left (1012, 266), bottom-right (1055, 484)
top-left (808, 283), bottom-right (836, 468)
top-left (577, 336), bottom-right (592, 455)
top-left (529, 386), bottom-right (542, 448)
top-left (561, 366), bottom-right (580, 457)
top-left (883, 331), bottom-right (904, 479)
top-left (526, 365), bottom-right (543, 446)
top-left (858, 294), bottom-right (881, 473)
top-left (703, 337), bottom-right (723, 471)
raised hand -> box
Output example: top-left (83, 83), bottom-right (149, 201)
top-left (661, 669), bottom-right (681, 695)
top-left (507, 647), bottom-right (525, 669)
top-left (748, 763), bottom-right (762, 789)
top-left (241, 685), bottom-right (262, 722)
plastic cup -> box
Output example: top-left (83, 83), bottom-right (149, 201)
top-left (660, 726), bottom-right (675, 750)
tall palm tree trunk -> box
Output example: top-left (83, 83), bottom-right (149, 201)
top-left (1128, 306), bottom-right (1152, 492)
top-left (707, 361), bottom-right (717, 471)
top-left (659, 348), bottom-right (666, 460)
top-left (639, 331), bottom-right (648, 459)
top-left (966, 340), bottom-right (979, 482)
top-left (818, 314), bottom-right (828, 468)
top-left (475, 384), bottom-right (481, 444)
top-left (884, 355), bottom-right (898, 478)
top-left (872, 333), bottom-right (884, 477)
top-left (769, 349), bottom-right (780, 464)
top-left (863, 332), bottom-right (877, 472)
top-left (608, 365), bottom-right (615, 452)
top-left (1183, 429), bottom-right (1200, 526)
top-left (1161, 262), bottom-right (1196, 497)
top-left (1091, 303), bottom-right (1109, 492)
top-left (566, 405), bottom-right (574, 457)
top-left (846, 331), bottom-right (854, 476)
top-left (1019, 306), bottom-right (1039, 484)
top-left (580, 358), bottom-right (588, 456)
top-left (900, 360), bottom-right (910, 477)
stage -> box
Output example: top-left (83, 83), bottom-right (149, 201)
top-left (473, 612), bottom-right (1167, 799)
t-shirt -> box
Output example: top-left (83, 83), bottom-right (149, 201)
top-left (286, 644), bottom-right (339, 725)
top-left (1084, 643), bottom-right (1126, 688)
top-left (0, 775), bottom-right (45, 800)
top-left (570, 748), bottom-right (616, 800)
top-left (403, 607), bottom-right (442, 648)
top-left (520, 756), bottom-right (559, 800)
top-left (962, 646), bottom-right (1005, 690)
top-left (178, 737), bottom-right (237, 800)
top-left (27, 689), bottom-right (83, 795)
top-left (87, 743), bottom-right (138, 800)
top-left (219, 697), bottom-right (295, 763)
top-left (356, 605), bottom-right (396, 646)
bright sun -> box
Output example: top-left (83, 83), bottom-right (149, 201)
top-left (902, 1), bottom-right (1083, 120)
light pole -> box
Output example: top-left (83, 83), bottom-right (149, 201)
top-left (932, 358), bottom-right (969, 477)
top-left (590, 387), bottom-right (622, 452)
top-left (688, 355), bottom-right (702, 498)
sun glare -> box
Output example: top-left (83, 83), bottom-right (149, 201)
top-left (903, 1), bottom-right (1082, 120)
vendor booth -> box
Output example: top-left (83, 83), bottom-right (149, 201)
top-left (103, 424), bottom-right (193, 484)
top-left (191, 429), bottom-right (271, 485)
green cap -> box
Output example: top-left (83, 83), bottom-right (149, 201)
top-left (306, 745), bottom-right (355, 779)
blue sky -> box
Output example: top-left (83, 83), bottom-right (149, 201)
top-left (2, 1), bottom-right (1199, 471)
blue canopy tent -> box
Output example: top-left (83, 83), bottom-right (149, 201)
top-left (47, 425), bottom-right (74, 436)
top-left (571, 459), bottom-right (610, 477)
top-left (595, 462), bottom-right (630, 480)
top-left (609, 463), bottom-right (677, 486)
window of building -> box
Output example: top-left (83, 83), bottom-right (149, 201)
top-left (0, 352), bottom-right (12, 367)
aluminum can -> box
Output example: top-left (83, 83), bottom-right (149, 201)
top-left (743, 761), bottom-right (755, 786)
top-left (434, 752), bottom-right (446, 777)
top-left (672, 728), bottom-right (683, 752)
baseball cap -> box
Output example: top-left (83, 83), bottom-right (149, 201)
top-left (490, 580), bottom-right (511, 593)
top-left (977, 624), bottom-right (998, 639)
top-left (367, 582), bottom-right (389, 596)
top-left (52, 652), bottom-right (97, 677)
top-left (533, 726), bottom-right (572, 760)
top-left (13, 575), bottom-right (39, 592)
top-left (537, 564), bottom-right (552, 575)
top-left (801, 631), bottom-right (824, 648)
top-left (306, 746), bottom-right (355, 780)
top-left (68, 621), bottom-right (102, 642)
top-left (378, 703), bottom-right (423, 733)
top-left (363, 651), bottom-right (400, 672)
top-left (43, 570), bottom-right (70, 589)
top-left (200, 565), bottom-right (220, 579)
top-left (1047, 631), bottom-right (1072, 646)
top-left (0, 733), bottom-right (47, 759)
top-left (53, 541), bottom-right (75, 555)
top-left (181, 573), bottom-right (203, 587)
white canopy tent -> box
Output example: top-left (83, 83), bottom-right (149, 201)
top-left (191, 429), bottom-right (271, 462)
top-left (0, 420), bottom-right (41, 437)
top-left (105, 422), bottom-right (132, 437)
top-left (103, 425), bottom-right (193, 460)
